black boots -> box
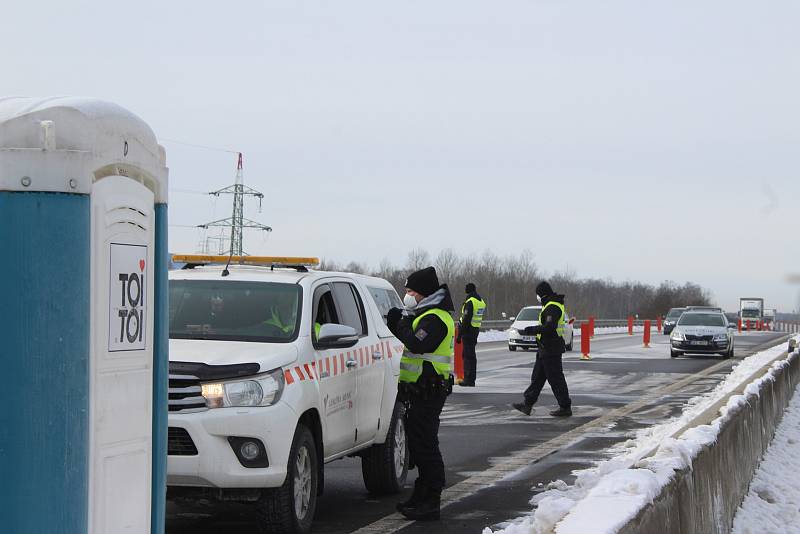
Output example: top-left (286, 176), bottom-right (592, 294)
top-left (397, 483), bottom-right (441, 521)
top-left (512, 402), bottom-right (533, 416)
top-left (396, 481), bottom-right (425, 513)
top-left (550, 406), bottom-right (572, 417)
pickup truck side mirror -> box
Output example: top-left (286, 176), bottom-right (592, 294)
top-left (316, 323), bottom-right (359, 349)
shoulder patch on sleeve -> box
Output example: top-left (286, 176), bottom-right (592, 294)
top-left (415, 329), bottom-right (428, 341)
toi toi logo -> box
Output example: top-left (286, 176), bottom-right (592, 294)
top-left (109, 243), bottom-right (148, 352)
top-left (117, 266), bottom-right (145, 344)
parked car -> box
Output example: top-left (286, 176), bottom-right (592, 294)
top-left (508, 305), bottom-right (574, 352)
top-left (670, 310), bottom-right (735, 359)
top-left (663, 307), bottom-right (686, 335)
top-left (166, 256), bottom-right (408, 534)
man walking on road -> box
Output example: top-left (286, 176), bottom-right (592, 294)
top-left (457, 283), bottom-right (486, 387)
top-left (512, 281), bottom-right (573, 417)
top-left (387, 266), bottom-right (455, 521)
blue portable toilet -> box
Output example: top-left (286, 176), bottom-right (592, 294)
top-left (0, 97), bottom-right (169, 534)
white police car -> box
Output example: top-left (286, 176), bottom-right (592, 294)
top-left (507, 305), bottom-right (575, 351)
top-left (166, 255), bottom-right (408, 533)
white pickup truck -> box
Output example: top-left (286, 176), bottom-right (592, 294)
top-left (166, 257), bottom-right (408, 533)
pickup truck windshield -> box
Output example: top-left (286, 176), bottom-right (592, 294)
top-left (678, 313), bottom-right (726, 327)
top-left (169, 280), bottom-right (302, 342)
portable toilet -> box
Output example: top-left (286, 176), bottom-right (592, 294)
top-left (0, 96), bottom-right (169, 534)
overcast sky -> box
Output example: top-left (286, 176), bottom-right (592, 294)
top-left (4, 1), bottom-right (799, 312)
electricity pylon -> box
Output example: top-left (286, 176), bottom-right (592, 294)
top-left (198, 152), bottom-right (272, 256)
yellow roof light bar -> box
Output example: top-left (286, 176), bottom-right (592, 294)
top-left (172, 254), bottom-right (319, 267)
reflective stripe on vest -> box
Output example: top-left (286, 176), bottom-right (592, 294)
top-left (536, 301), bottom-right (565, 341)
top-left (399, 308), bottom-right (455, 383)
top-left (461, 297), bottom-right (487, 328)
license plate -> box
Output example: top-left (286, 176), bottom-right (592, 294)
top-left (691, 340), bottom-right (709, 346)
top-left (522, 336), bottom-right (535, 342)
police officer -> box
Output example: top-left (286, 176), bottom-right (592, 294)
top-left (386, 266), bottom-right (455, 521)
top-left (457, 283), bottom-right (486, 387)
top-left (512, 281), bottom-right (572, 417)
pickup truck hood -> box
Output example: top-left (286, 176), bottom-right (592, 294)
top-left (169, 339), bottom-right (298, 372)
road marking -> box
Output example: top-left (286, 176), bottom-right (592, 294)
top-left (350, 335), bottom-right (788, 534)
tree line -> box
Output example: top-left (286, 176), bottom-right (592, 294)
top-left (320, 248), bottom-right (712, 320)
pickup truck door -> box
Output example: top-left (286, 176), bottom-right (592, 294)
top-left (312, 282), bottom-right (357, 456)
top-left (328, 282), bottom-right (384, 446)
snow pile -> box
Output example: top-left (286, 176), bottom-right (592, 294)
top-left (484, 335), bottom-right (800, 534)
top-left (732, 382), bottom-right (800, 533)
top-left (478, 326), bottom-right (651, 343)
top-left (478, 330), bottom-right (511, 343)
top-left (573, 326), bottom-right (646, 337)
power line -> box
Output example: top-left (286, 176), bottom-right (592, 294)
top-left (160, 137), bottom-right (239, 154)
top-left (169, 188), bottom-right (210, 195)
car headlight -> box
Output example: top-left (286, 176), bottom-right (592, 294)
top-left (671, 331), bottom-right (685, 341)
top-left (713, 333), bottom-right (728, 341)
top-left (508, 328), bottom-right (519, 336)
top-left (202, 368), bottom-right (285, 409)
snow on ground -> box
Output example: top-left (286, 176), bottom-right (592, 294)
top-left (478, 330), bottom-right (512, 342)
top-left (477, 326), bottom-right (651, 344)
top-left (732, 382), bottom-right (800, 534)
top-left (484, 335), bottom-right (800, 534)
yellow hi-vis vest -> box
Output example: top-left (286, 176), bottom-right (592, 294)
top-left (537, 301), bottom-right (565, 341)
top-left (461, 297), bottom-right (487, 328)
top-left (399, 308), bottom-right (455, 383)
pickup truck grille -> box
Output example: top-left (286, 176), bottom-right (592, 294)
top-left (168, 427), bottom-right (198, 455)
top-left (169, 373), bottom-right (207, 413)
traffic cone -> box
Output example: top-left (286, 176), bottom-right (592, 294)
top-left (580, 323), bottom-right (591, 360)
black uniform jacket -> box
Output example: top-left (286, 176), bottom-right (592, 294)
top-left (520, 294), bottom-right (566, 357)
top-left (387, 285), bottom-right (455, 384)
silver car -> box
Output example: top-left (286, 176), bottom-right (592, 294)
top-left (670, 311), bottom-right (735, 359)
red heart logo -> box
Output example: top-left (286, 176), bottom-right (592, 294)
top-left (139, 259), bottom-right (145, 271)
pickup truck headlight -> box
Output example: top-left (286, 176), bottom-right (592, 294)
top-left (202, 368), bottom-right (285, 409)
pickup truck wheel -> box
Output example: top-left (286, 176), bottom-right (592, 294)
top-left (509, 345), bottom-right (517, 352)
top-left (361, 401), bottom-right (408, 494)
top-left (256, 424), bottom-right (317, 534)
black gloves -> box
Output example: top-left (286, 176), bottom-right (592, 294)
top-left (387, 307), bottom-right (403, 326)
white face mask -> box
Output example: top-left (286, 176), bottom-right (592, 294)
top-left (404, 294), bottom-right (419, 308)
top-left (536, 294), bottom-right (542, 303)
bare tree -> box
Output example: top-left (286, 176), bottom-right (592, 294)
top-left (406, 248), bottom-right (431, 272)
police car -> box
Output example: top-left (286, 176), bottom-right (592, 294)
top-left (166, 255), bottom-right (408, 533)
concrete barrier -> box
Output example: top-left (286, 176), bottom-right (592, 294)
top-left (618, 349), bottom-right (800, 534)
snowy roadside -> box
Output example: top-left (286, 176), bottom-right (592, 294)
top-left (732, 382), bottom-right (800, 533)
top-left (477, 326), bottom-right (649, 344)
top-left (484, 335), bottom-right (799, 534)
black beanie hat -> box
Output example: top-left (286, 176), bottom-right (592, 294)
top-left (465, 283), bottom-right (476, 293)
top-left (536, 281), bottom-right (554, 298)
top-left (405, 266), bottom-right (440, 297)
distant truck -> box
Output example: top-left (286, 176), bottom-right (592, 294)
top-left (739, 298), bottom-right (764, 327)
top-left (763, 308), bottom-right (777, 325)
